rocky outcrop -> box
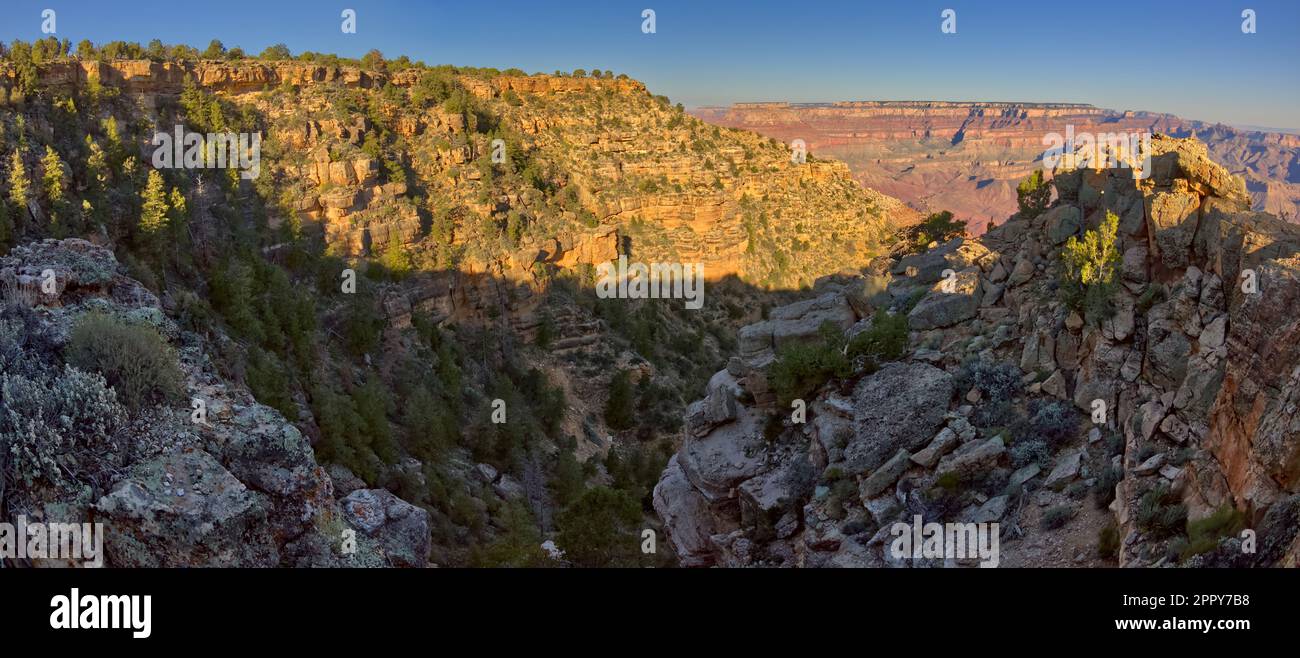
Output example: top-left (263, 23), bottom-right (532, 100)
top-left (339, 489), bottom-right (432, 568)
top-left (97, 447), bottom-right (280, 568)
top-left (655, 134), bottom-right (1300, 568)
top-left (0, 240), bottom-right (428, 568)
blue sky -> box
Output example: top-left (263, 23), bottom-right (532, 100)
top-left (5, 0), bottom-right (1297, 129)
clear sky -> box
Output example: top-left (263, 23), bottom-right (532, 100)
top-left (4, 0), bottom-right (1297, 129)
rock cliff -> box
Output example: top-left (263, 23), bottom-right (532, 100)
top-left (1, 239), bottom-right (428, 567)
top-left (653, 135), bottom-right (1300, 568)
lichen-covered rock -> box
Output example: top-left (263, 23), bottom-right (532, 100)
top-left (340, 489), bottom-right (431, 568)
top-left (844, 363), bottom-right (953, 474)
top-left (96, 447), bottom-right (280, 567)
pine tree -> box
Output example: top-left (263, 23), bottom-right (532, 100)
top-left (41, 146), bottom-right (65, 206)
top-left (1060, 210), bottom-right (1121, 325)
top-left (139, 170), bottom-right (170, 247)
top-left (167, 187), bottom-right (187, 226)
top-left (85, 136), bottom-right (108, 188)
top-left (8, 149), bottom-right (30, 210)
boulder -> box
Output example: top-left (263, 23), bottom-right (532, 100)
top-left (1043, 450), bottom-right (1082, 490)
top-left (1009, 463), bottom-right (1041, 490)
top-left (910, 427), bottom-right (959, 469)
top-left (935, 437), bottom-right (1006, 482)
top-left (891, 238), bottom-right (963, 283)
top-left (1043, 205), bottom-right (1082, 245)
top-left (769, 292), bottom-right (857, 351)
top-left (1144, 190), bottom-right (1200, 269)
top-left (677, 406), bottom-right (768, 499)
top-left (1006, 257), bottom-right (1035, 287)
top-left (653, 455), bottom-right (719, 567)
top-left (97, 448), bottom-right (279, 567)
top-left (739, 451), bottom-right (815, 517)
top-left (843, 363), bottom-right (954, 474)
top-left (340, 488), bottom-right (431, 568)
top-left (859, 449), bottom-right (912, 498)
top-left (1041, 370), bottom-right (1069, 400)
top-left (970, 495), bottom-right (1010, 523)
top-left (685, 371), bottom-right (740, 437)
top-left (907, 268), bottom-right (981, 330)
top-left (1135, 453), bottom-right (1166, 476)
top-left (738, 320), bottom-right (774, 364)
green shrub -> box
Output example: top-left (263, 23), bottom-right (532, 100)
top-left (1059, 209), bottom-right (1121, 325)
top-left (1, 365), bottom-right (126, 488)
top-left (1137, 483), bottom-right (1187, 538)
top-left (469, 503), bottom-right (550, 567)
top-left (604, 370), bottom-right (635, 431)
top-left (845, 309), bottom-right (908, 362)
top-left (1041, 505), bottom-right (1074, 530)
top-left (311, 382), bottom-right (382, 485)
top-left (1016, 169), bottom-right (1051, 219)
top-left (1015, 399), bottom-right (1080, 447)
top-left (555, 486), bottom-right (646, 568)
top-left (1135, 283), bottom-right (1167, 313)
top-left (1104, 432), bottom-right (1125, 458)
top-left (769, 321), bottom-right (851, 406)
top-left (934, 471), bottom-right (963, 491)
top-left (955, 359), bottom-right (1022, 403)
top-left (1065, 480), bottom-right (1090, 500)
top-left (906, 210), bottom-right (966, 250)
top-left (972, 400), bottom-right (1020, 432)
top-left (1010, 438), bottom-right (1050, 469)
top-left (65, 312), bottom-right (184, 411)
top-left (399, 386), bottom-right (457, 461)
top-left (1180, 505), bottom-right (1247, 562)
top-left (245, 347), bottom-right (294, 417)
top-left (1098, 522), bottom-right (1120, 559)
top-left (1093, 464), bottom-right (1124, 510)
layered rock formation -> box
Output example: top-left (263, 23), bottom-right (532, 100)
top-left (694, 102), bottom-right (1300, 235)
top-left (0, 60), bottom-right (916, 292)
top-left (653, 135), bottom-right (1300, 568)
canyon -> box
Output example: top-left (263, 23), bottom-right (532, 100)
top-left (693, 101), bottom-right (1300, 235)
top-left (0, 54), bottom-right (917, 567)
top-left (4, 48), bottom-right (1299, 570)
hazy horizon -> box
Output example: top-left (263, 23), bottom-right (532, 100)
top-left (688, 99), bottom-right (1300, 135)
